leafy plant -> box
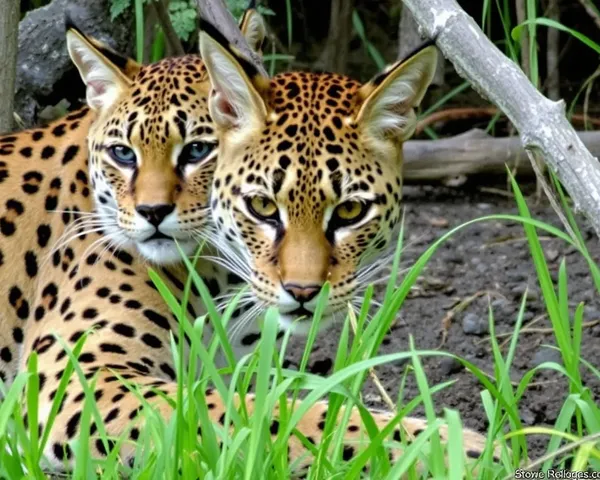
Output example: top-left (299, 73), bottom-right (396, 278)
top-left (169, 1), bottom-right (197, 42)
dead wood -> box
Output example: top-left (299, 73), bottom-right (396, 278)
top-left (403, 129), bottom-right (600, 185)
top-left (0, 0), bottom-right (20, 133)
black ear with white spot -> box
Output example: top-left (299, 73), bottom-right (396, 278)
top-left (66, 28), bottom-right (133, 112)
top-left (199, 26), bottom-right (268, 131)
top-left (239, 8), bottom-right (267, 56)
top-left (355, 44), bottom-right (438, 141)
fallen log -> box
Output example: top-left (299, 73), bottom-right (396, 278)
top-left (403, 129), bottom-right (600, 185)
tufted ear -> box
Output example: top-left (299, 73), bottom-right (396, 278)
top-left (199, 25), bottom-right (268, 131)
top-left (239, 8), bottom-right (267, 56)
top-left (355, 44), bottom-right (438, 142)
top-left (66, 27), bottom-right (134, 112)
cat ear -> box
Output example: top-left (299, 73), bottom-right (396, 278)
top-left (66, 27), bottom-right (133, 111)
top-left (239, 7), bottom-right (267, 55)
top-left (355, 44), bottom-right (438, 141)
top-left (199, 27), bottom-right (268, 131)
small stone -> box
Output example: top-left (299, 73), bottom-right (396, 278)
top-left (446, 254), bottom-right (464, 265)
top-left (508, 272), bottom-right (527, 282)
top-left (523, 311), bottom-right (535, 322)
top-left (491, 299), bottom-right (506, 308)
top-left (439, 357), bottom-right (464, 376)
top-left (428, 216), bottom-right (449, 228)
top-left (510, 284), bottom-right (539, 301)
top-left (477, 203), bottom-right (492, 210)
top-left (462, 312), bottom-right (489, 335)
top-left (475, 263), bottom-right (488, 274)
top-left (520, 407), bottom-right (536, 425)
top-left (546, 249), bottom-right (559, 262)
top-left (531, 347), bottom-right (562, 367)
top-left (585, 307), bottom-right (600, 321)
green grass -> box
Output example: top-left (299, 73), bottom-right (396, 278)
top-left (1, 177), bottom-right (599, 478)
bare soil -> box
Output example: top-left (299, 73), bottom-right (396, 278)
top-left (285, 185), bottom-right (600, 460)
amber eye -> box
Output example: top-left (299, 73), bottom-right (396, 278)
top-left (246, 196), bottom-right (280, 222)
top-left (330, 200), bottom-right (371, 228)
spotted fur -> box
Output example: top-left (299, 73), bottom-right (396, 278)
top-left (0, 14), bottom-right (498, 475)
top-left (201, 32), bottom-right (437, 335)
top-left (200, 26), bottom-right (501, 470)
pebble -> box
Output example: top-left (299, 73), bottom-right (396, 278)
top-left (446, 254), bottom-right (464, 265)
top-left (520, 407), bottom-right (536, 425)
top-left (585, 307), bottom-right (600, 321)
top-left (439, 356), bottom-right (464, 376)
top-left (509, 272), bottom-right (528, 282)
top-left (510, 284), bottom-right (539, 301)
top-left (531, 347), bottom-right (562, 367)
top-left (462, 312), bottom-right (489, 335)
top-left (475, 263), bottom-right (488, 274)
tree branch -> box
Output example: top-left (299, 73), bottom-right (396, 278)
top-left (402, 0), bottom-right (600, 236)
top-left (196, 0), bottom-right (267, 76)
top-left (0, 0), bottom-right (19, 133)
top-left (152, 0), bottom-right (185, 56)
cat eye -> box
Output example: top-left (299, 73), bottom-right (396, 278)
top-left (107, 145), bottom-right (136, 166)
top-left (330, 200), bottom-right (371, 228)
top-left (179, 141), bottom-right (216, 165)
top-left (246, 196), bottom-right (280, 222)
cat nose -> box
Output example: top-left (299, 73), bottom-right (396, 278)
top-left (136, 204), bottom-right (175, 227)
top-left (282, 283), bottom-right (322, 303)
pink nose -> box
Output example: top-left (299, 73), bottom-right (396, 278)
top-left (282, 283), bottom-right (322, 303)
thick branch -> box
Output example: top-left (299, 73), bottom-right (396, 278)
top-left (402, 0), bottom-right (600, 235)
top-left (315, 0), bottom-right (353, 73)
top-left (398, 6), bottom-right (444, 86)
top-left (196, 0), bottom-right (267, 76)
top-left (0, 0), bottom-right (19, 133)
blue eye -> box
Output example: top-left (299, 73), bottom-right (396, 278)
top-left (179, 142), bottom-right (215, 165)
top-left (107, 145), bottom-right (136, 166)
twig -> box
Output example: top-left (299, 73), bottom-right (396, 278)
top-left (479, 187), bottom-right (515, 198)
top-left (527, 149), bottom-right (579, 241)
top-left (577, 0), bottom-right (600, 31)
top-left (515, 0), bottom-right (530, 78)
top-left (152, 0), bottom-right (185, 56)
top-left (545, 0), bottom-right (560, 101)
top-left (583, 66), bottom-right (600, 131)
top-left (497, 320), bottom-right (600, 349)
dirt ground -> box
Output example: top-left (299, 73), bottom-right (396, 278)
top-left (285, 184), bottom-right (600, 460)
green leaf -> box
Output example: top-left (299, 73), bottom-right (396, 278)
top-left (512, 18), bottom-right (600, 55)
top-left (110, 0), bottom-right (131, 20)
